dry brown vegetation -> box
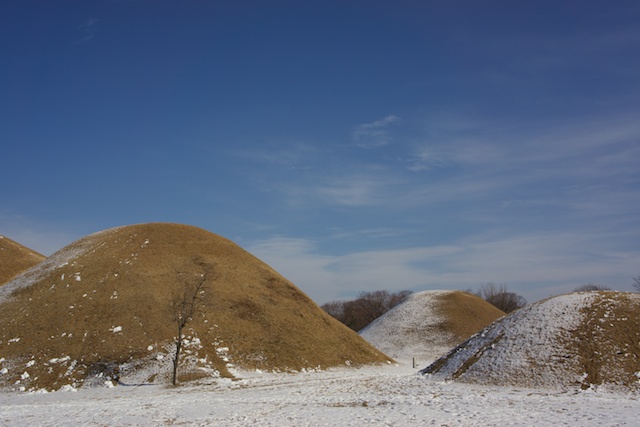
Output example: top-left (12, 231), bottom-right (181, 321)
top-left (0, 236), bottom-right (45, 285)
top-left (434, 291), bottom-right (506, 341)
top-left (0, 223), bottom-right (391, 391)
top-left (570, 292), bottom-right (640, 389)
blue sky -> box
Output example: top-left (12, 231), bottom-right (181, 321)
top-left (2, 1), bottom-right (639, 304)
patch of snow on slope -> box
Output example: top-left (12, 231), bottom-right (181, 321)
top-left (423, 292), bottom-right (595, 389)
top-left (0, 228), bottom-right (121, 303)
top-left (359, 290), bottom-right (453, 365)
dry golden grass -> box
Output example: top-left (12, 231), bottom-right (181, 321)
top-left (0, 223), bottom-right (391, 391)
top-left (570, 291), bottom-right (640, 389)
top-left (0, 236), bottom-right (45, 285)
top-left (434, 291), bottom-right (506, 341)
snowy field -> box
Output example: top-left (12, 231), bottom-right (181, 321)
top-left (1, 362), bottom-right (638, 426)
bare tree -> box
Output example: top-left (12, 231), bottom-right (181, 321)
top-left (633, 276), bottom-right (640, 292)
top-left (476, 283), bottom-right (526, 313)
top-left (171, 261), bottom-right (212, 386)
top-left (321, 290), bottom-right (413, 331)
top-left (320, 300), bottom-right (345, 320)
top-left (573, 283), bottom-right (611, 292)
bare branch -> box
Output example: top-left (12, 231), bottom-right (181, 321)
top-left (475, 283), bottom-right (526, 313)
top-left (171, 260), bottom-right (213, 385)
top-left (573, 283), bottom-right (611, 292)
top-left (321, 290), bottom-right (413, 331)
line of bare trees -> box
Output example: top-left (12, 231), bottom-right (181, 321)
top-left (573, 283), bottom-right (611, 292)
top-left (321, 290), bottom-right (413, 332)
top-left (321, 285), bottom-right (530, 331)
top-left (572, 276), bottom-right (640, 293)
top-left (473, 283), bottom-right (527, 314)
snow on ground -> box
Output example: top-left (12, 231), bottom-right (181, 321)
top-left (1, 362), bottom-right (638, 426)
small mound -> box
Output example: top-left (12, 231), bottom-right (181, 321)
top-left (421, 291), bottom-right (640, 391)
top-left (359, 290), bottom-right (505, 364)
top-left (0, 235), bottom-right (45, 285)
top-left (0, 223), bottom-right (391, 391)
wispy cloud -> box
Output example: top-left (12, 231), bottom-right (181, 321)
top-left (259, 171), bottom-right (398, 209)
top-left (241, 112), bottom-right (640, 300)
top-left (517, 116), bottom-right (640, 165)
top-left (352, 115), bottom-right (400, 148)
top-left (76, 18), bottom-right (98, 44)
top-left (246, 229), bottom-right (640, 305)
top-left (405, 146), bottom-right (450, 171)
top-left (406, 113), bottom-right (640, 188)
top-left (316, 173), bottom-right (397, 207)
top-left (327, 227), bottom-right (412, 241)
top-left (240, 111), bottom-right (640, 234)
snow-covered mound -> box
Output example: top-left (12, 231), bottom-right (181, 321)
top-left (0, 235), bottom-right (45, 285)
top-left (421, 291), bottom-right (640, 391)
top-left (0, 223), bottom-right (391, 392)
top-left (359, 290), bottom-right (505, 364)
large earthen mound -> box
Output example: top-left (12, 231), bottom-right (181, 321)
top-left (0, 223), bottom-right (391, 391)
top-left (359, 290), bottom-right (505, 364)
top-left (0, 235), bottom-right (45, 285)
top-left (421, 291), bottom-right (640, 390)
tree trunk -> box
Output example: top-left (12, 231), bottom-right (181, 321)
top-left (172, 323), bottom-right (184, 385)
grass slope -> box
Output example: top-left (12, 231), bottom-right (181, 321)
top-left (360, 290), bottom-right (505, 363)
top-left (0, 223), bottom-right (391, 391)
top-left (0, 236), bottom-right (45, 285)
top-left (422, 291), bottom-right (640, 391)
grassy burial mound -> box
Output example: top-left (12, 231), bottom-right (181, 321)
top-left (359, 290), bottom-right (505, 364)
top-left (0, 235), bottom-right (45, 285)
top-left (0, 223), bottom-right (391, 391)
top-left (422, 291), bottom-right (640, 391)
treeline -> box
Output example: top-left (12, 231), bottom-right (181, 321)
top-left (321, 290), bottom-right (413, 332)
top-left (321, 284), bottom-right (528, 332)
top-left (473, 283), bottom-right (527, 314)
top-left (323, 278), bottom-right (640, 333)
